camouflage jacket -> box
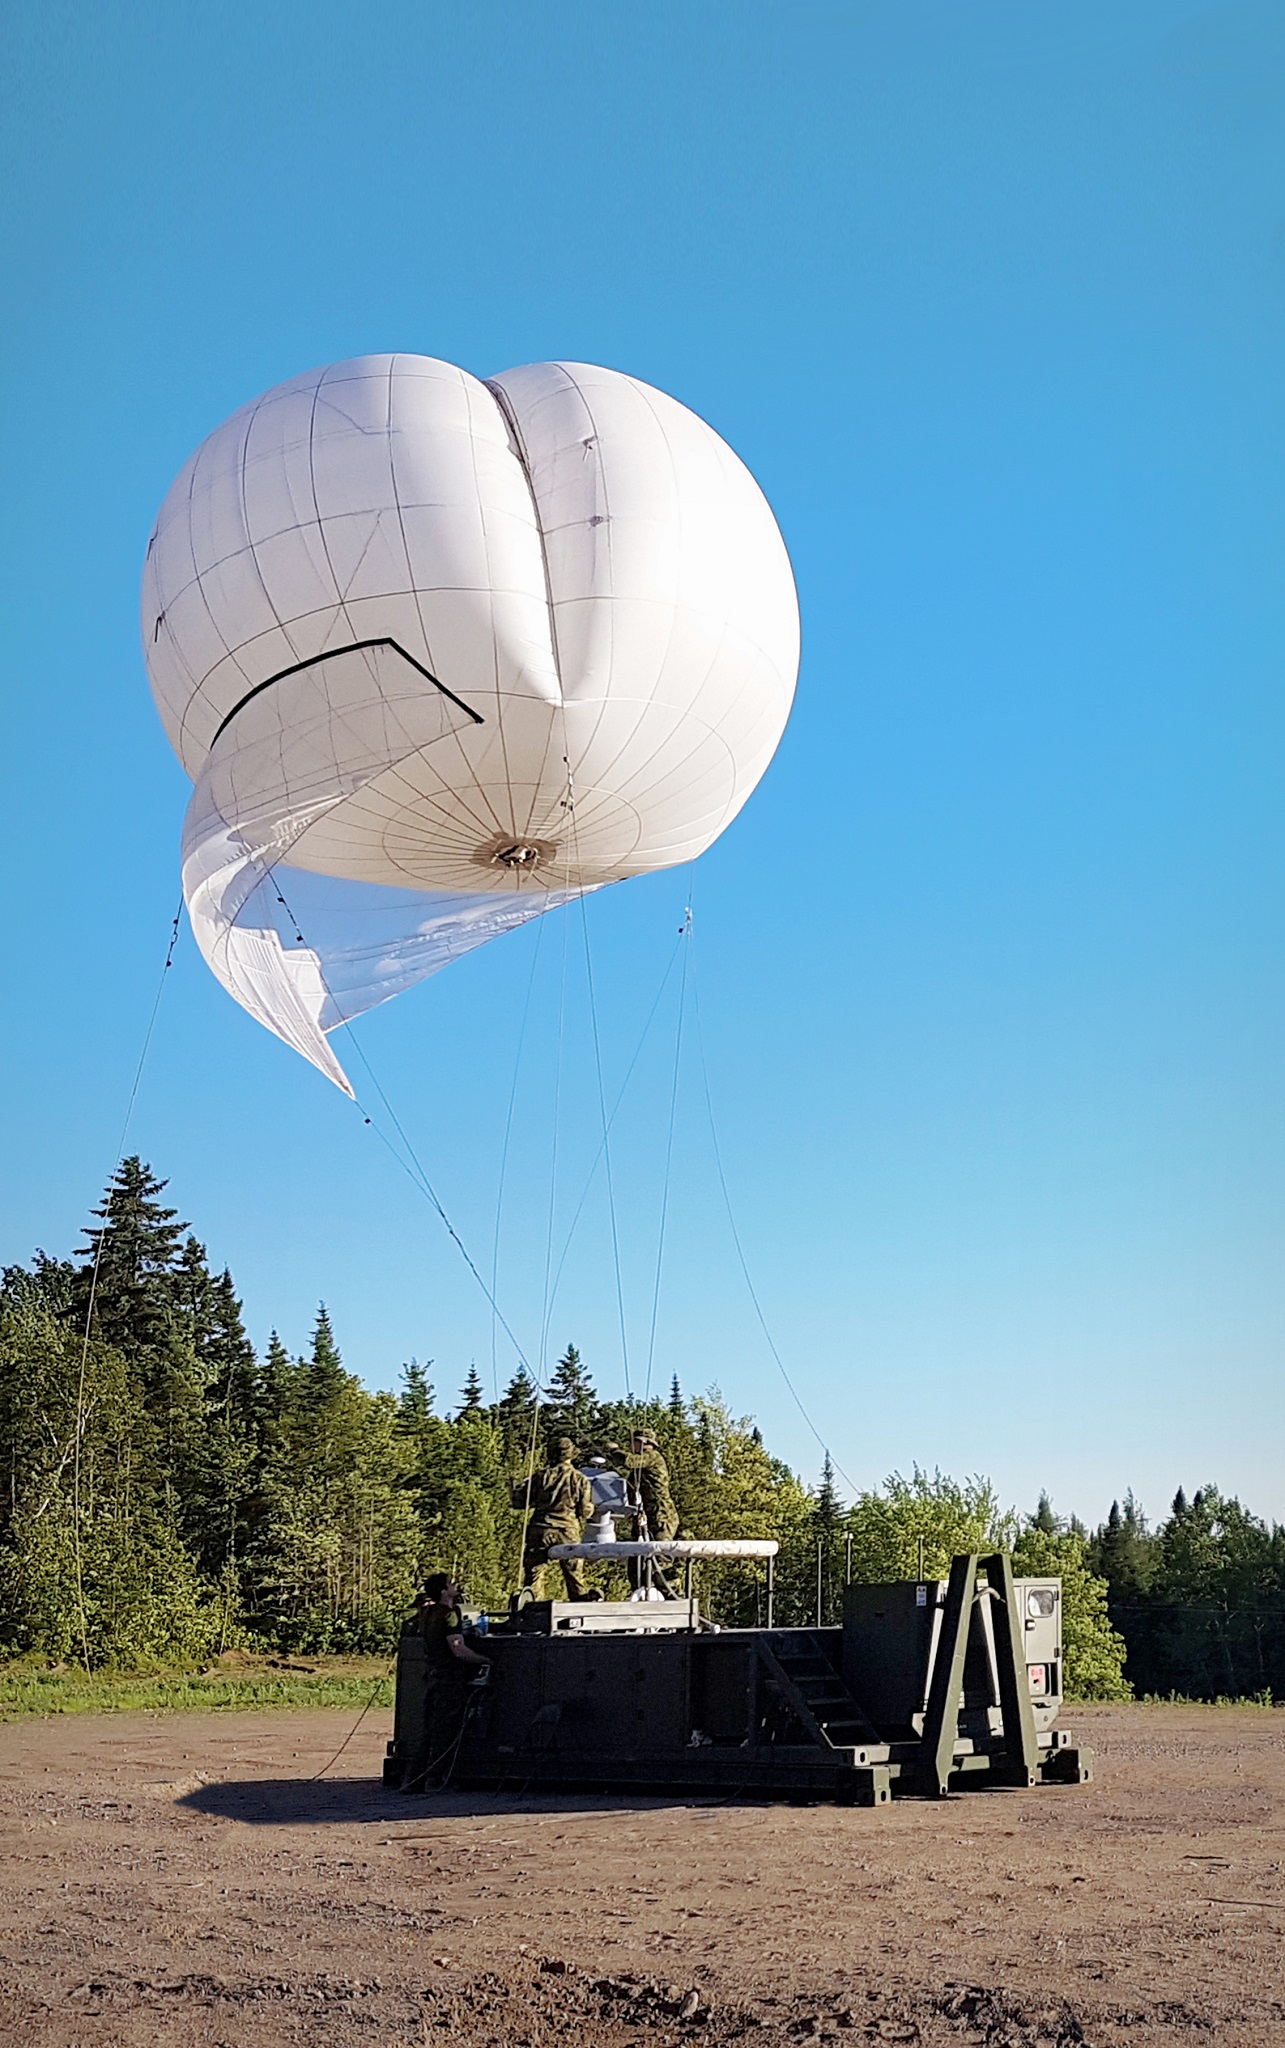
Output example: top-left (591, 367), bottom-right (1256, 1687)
top-left (511, 1460), bottom-right (593, 1534)
top-left (616, 1446), bottom-right (679, 1538)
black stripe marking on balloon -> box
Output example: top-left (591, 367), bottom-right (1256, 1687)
top-left (208, 637), bottom-right (485, 749)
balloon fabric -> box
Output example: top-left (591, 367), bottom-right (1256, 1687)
top-left (143, 355), bottom-right (799, 1092)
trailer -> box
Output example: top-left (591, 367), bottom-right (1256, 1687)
top-left (384, 1548), bottom-right (1094, 1804)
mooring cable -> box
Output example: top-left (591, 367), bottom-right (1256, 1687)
top-left (541, 919), bottom-right (685, 1370)
top-left (490, 914), bottom-right (548, 1402)
top-left (688, 914), bottom-right (859, 1497)
top-left (310, 1669), bottom-right (394, 1780)
top-left (643, 891), bottom-right (692, 1403)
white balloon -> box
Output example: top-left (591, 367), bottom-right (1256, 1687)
top-left (143, 355), bottom-right (799, 1091)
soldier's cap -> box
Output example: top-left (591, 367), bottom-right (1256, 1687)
top-left (552, 1436), bottom-right (578, 1459)
top-left (630, 1429), bottom-right (658, 1447)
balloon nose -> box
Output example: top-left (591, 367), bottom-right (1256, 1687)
top-left (473, 833), bottom-right (560, 875)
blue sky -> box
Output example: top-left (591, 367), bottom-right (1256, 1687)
top-left (3, 0), bottom-right (1284, 1524)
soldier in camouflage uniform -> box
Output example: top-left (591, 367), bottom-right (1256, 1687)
top-left (608, 1430), bottom-right (681, 1596)
top-left (511, 1437), bottom-right (594, 1599)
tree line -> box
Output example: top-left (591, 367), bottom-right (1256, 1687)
top-left (1, 1158), bottom-right (1280, 1701)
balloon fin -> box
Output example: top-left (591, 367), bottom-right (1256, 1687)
top-left (181, 640), bottom-right (581, 1090)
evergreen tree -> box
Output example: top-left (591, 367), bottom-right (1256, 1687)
top-left (4, 1157), bottom-right (1283, 1689)
top-left (811, 1452), bottom-right (846, 1624)
top-left (263, 1332), bottom-right (295, 1409)
top-left (1091, 1492), bottom-right (1154, 1605)
top-left (253, 1308), bottom-right (418, 1650)
top-left (73, 1157), bottom-right (186, 1358)
top-left (182, 1261), bottom-right (266, 1637)
top-left (543, 1342), bottom-right (602, 1447)
top-left (496, 1367), bottom-right (539, 1466)
top-left (302, 1305), bottom-right (346, 1407)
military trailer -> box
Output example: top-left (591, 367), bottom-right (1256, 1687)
top-left (384, 1548), bottom-right (1093, 1804)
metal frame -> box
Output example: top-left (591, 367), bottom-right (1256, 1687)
top-left (384, 1553), bottom-right (1094, 1805)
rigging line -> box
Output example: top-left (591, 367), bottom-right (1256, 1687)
top-left (256, 869), bottom-right (535, 1376)
top-left (310, 1669), bottom-right (392, 1780)
top-left (577, 886), bottom-right (632, 1401)
top-left (558, 727), bottom-right (631, 1403)
top-left (536, 854), bottom-right (574, 1383)
top-left (643, 888), bottom-right (693, 1403)
top-left (687, 920), bottom-right (860, 1500)
top-left (515, 1354), bottom-right (545, 1593)
top-left (543, 928), bottom-right (684, 1334)
top-left (337, 1026), bottom-right (534, 1378)
top-left (71, 895), bottom-right (184, 1671)
top-left (490, 914), bottom-right (548, 1404)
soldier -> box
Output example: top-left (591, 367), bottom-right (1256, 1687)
top-left (511, 1437), bottom-right (595, 1600)
top-left (608, 1429), bottom-right (681, 1596)
top-left (415, 1571), bottom-right (490, 1783)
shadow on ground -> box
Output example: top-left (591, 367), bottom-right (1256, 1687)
top-left (180, 1777), bottom-right (707, 1824)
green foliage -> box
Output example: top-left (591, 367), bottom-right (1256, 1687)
top-left (1012, 1522), bottom-right (1130, 1700)
top-left (0, 1656), bottom-right (393, 1720)
top-left (845, 1468), bottom-right (1016, 1583)
top-left (1, 1161), bottom-right (1279, 1698)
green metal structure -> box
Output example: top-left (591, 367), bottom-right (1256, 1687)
top-left (384, 1551), bottom-right (1094, 1804)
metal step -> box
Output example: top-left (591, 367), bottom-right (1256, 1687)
top-left (757, 1634), bottom-right (879, 1751)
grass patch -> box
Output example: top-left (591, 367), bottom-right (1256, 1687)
top-left (0, 1656), bottom-right (394, 1721)
top-left (1135, 1689), bottom-right (1276, 1709)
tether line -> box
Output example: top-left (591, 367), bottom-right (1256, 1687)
top-left (644, 886), bottom-right (692, 1402)
top-left (543, 924), bottom-right (685, 1335)
top-left (490, 915), bottom-right (547, 1403)
top-left (688, 914), bottom-right (859, 1498)
top-left (338, 1025), bottom-right (535, 1378)
top-left (577, 887), bottom-right (632, 1400)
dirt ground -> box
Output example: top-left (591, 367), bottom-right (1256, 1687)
top-left (0, 1702), bottom-right (1282, 2048)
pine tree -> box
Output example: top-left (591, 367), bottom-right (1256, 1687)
top-left (73, 1157), bottom-right (186, 1358)
top-left (811, 1452), bottom-right (845, 1623)
top-left (544, 1343), bottom-right (601, 1447)
top-left (302, 1305), bottom-right (346, 1408)
top-left (263, 1332), bottom-right (295, 1410)
top-left (400, 1360), bottom-right (436, 1429)
top-left (668, 1373), bottom-right (684, 1419)
top-left (187, 1265), bottom-right (266, 1632)
top-left (496, 1367), bottom-right (539, 1466)
top-left (457, 1364), bottom-right (485, 1416)
top-left (1033, 1491), bottom-right (1058, 1534)
top-left (1091, 1492), bottom-right (1154, 1606)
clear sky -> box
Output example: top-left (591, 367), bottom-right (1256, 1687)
top-left (3, 1), bottom-right (1283, 1526)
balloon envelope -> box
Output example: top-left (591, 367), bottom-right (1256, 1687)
top-left (143, 355), bottom-right (799, 1091)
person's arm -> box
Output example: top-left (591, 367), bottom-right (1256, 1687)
top-left (447, 1632), bottom-right (490, 1669)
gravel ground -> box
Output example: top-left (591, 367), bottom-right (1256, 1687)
top-left (0, 1702), bottom-right (1281, 2046)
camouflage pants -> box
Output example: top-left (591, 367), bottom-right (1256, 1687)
top-left (522, 1526), bottom-right (588, 1600)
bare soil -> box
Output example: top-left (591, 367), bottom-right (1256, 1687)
top-left (0, 1703), bottom-right (1281, 2047)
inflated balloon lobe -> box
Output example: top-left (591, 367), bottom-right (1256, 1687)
top-left (142, 354), bottom-right (799, 1091)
